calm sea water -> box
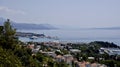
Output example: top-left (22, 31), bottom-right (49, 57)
top-left (18, 29), bottom-right (120, 46)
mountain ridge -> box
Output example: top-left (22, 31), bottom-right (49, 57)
top-left (0, 17), bottom-right (57, 30)
top-left (91, 27), bottom-right (120, 30)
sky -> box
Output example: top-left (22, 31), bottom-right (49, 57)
top-left (0, 0), bottom-right (120, 28)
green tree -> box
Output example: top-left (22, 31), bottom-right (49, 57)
top-left (0, 26), bottom-right (3, 35)
top-left (0, 47), bottom-right (22, 67)
top-left (0, 19), bottom-right (17, 49)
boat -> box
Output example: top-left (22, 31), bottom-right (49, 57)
top-left (30, 36), bottom-right (38, 39)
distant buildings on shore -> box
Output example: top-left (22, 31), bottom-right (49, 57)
top-left (16, 32), bottom-right (59, 40)
top-left (99, 47), bottom-right (120, 55)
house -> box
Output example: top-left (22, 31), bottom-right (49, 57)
top-left (88, 57), bottom-right (95, 60)
top-left (70, 49), bottom-right (81, 53)
top-left (55, 55), bottom-right (65, 62)
top-left (32, 45), bottom-right (41, 53)
top-left (27, 44), bottom-right (35, 49)
top-left (64, 54), bottom-right (74, 67)
top-left (64, 54), bottom-right (74, 63)
top-left (41, 51), bottom-right (56, 58)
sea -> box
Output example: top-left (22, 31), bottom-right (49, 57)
top-left (18, 29), bottom-right (120, 46)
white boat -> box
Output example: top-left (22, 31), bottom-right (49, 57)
top-left (30, 36), bottom-right (38, 39)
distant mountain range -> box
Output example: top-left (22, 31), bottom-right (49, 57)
top-left (0, 17), bottom-right (120, 30)
top-left (0, 17), bottom-right (57, 30)
top-left (91, 27), bottom-right (120, 30)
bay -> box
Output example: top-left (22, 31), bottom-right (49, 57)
top-left (18, 29), bottom-right (120, 46)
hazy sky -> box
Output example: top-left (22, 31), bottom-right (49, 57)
top-left (0, 0), bottom-right (120, 28)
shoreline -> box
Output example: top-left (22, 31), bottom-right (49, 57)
top-left (19, 36), bottom-right (120, 47)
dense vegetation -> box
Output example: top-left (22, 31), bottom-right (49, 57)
top-left (0, 19), bottom-right (68, 67)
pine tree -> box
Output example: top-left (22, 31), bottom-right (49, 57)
top-left (0, 19), bottom-right (17, 49)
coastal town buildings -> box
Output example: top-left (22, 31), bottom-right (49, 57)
top-left (27, 42), bottom-right (111, 67)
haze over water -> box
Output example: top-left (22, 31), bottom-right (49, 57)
top-left (18, 29), bottom-right (120, 46)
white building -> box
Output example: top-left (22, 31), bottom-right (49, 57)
top-left (99, 48), bottom-right (120, 55)
top-left (70, 49), bottom-right (81, 53)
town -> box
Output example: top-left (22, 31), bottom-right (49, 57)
top-left (24, 40), bottom-right (120, 67)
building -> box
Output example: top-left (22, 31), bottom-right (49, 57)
top-left (99, 48), bottom-right (120, 55)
